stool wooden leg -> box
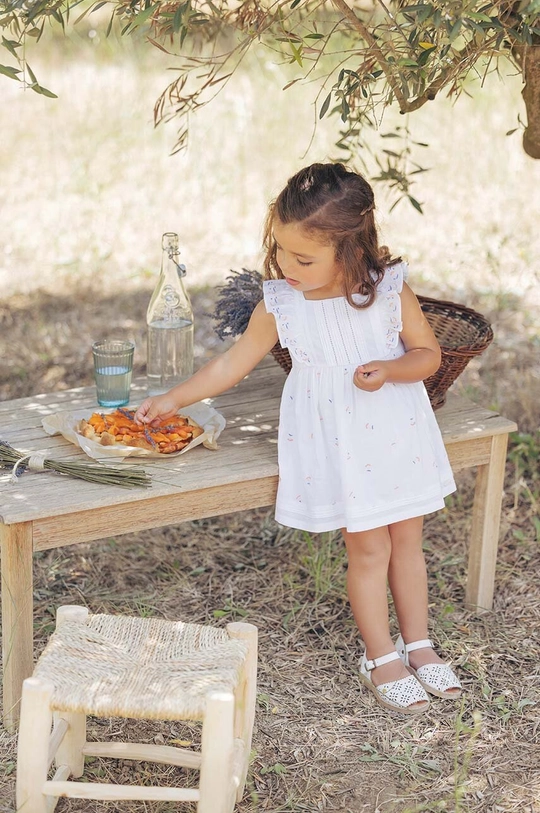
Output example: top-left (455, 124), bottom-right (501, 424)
top-left (466, 433), bottom-right (509, 611)
top-left (56, 604), bottom-right (89, 628)
top-left (198, 691), bottom-right (235, 813)
top-left (50, 606), bottom-right (89, 776)
top-left (53, 711), bottom-right (86, 777)
top-left (16, 676), bottom-right (54, 813)
top-left (227, 622), bottom-right (258, 801)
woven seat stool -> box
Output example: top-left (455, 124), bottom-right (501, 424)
top-left (16, 605), bottom-right (257, 812)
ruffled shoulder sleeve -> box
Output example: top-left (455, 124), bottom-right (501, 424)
top-left (375, 261), bottom-right (409, 352)
top-left (376, 260), bottom-right (409, 294)
top-left (262, 279), bottom-right (311, 364)
top-left (262, 278), bottom-right (291, 316)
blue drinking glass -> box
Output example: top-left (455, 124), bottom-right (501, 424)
top-left (92, 340), bottom-right (135, 407)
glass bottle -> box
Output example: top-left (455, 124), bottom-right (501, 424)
top-left (146, 232), bottom-right (194, 396)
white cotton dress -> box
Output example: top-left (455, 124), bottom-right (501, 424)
top-left (263, 262), bottom-right (456, 533)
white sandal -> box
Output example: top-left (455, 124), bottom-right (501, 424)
top-left (359, 649), bottom-right (430, 715)
top-left (395, 635), bottom-right (462, 699)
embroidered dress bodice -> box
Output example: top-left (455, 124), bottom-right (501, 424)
top-left (264, 261), bottom-right (406, 370)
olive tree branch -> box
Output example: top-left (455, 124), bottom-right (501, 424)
top-left (330, 0), bottom-right (411, 109)
top-left (330, 0), bottom-right (508, 113)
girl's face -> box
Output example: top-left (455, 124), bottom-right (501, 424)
top-left (273, 219), bottom-right (343, 299)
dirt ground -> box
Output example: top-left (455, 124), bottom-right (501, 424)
top-left (1, 282), bottom-right (539, 813)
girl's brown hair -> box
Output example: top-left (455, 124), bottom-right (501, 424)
top-left (263, 162), bottom-right (400, 308)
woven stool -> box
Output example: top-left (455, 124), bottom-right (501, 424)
top-left (16, 605), bottom-right (257, 812)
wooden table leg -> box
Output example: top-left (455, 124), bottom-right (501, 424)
top-left (1, 521), bottom-right (34, 731)
top-left (466, 434), bottom-right (509, 612)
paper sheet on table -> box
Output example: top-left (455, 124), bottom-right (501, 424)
top-left (42, 403), bottom-right (226, 461)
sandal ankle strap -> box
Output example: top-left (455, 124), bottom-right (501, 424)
top-left (404, 639), bottom-right (432, 653)
top-left (364, 650), bottom-right (400, 671)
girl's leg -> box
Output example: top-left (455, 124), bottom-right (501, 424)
top-left (342, 526), bottom-right (411, 687)
top-left (387, 516), bottom-right (450, 672)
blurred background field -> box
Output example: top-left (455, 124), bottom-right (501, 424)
top-left (1, 24), bottom-right (539, 813)
top-left (1, 24), bottom-right (540, 302)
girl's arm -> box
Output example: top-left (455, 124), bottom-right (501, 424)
top-left (354, 283), bottom-right (441, 391)
top-left (135, 301), bottom-right (278, 424)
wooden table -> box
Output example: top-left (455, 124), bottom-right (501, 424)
top-left (0, 359), bottom-right (517, 730)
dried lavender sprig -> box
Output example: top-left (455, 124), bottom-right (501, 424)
top-left (117, 407), bottom-right (136, 420)
top-left (144, 429), bottom-right (158, 449)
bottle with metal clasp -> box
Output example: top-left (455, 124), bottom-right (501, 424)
top-left (146, 232), bottom-right (194, 396)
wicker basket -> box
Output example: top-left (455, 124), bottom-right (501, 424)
top-left (416, 296), bottom-right (493, 409)
top-left (270, 296), bottom-right (493, 410)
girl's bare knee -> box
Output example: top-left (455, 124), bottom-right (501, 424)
top-left (388, 515), bottom-right (423, 538)
top-left (343, 528), bottom-right (391, 566)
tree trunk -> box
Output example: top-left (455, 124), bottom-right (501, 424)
top-left (514, 44), bottom-right (540, 159)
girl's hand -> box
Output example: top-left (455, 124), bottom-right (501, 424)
top-left (134, 393), bottom-right (180, 425)
top-left (353, 361), bottom-right (389, 392)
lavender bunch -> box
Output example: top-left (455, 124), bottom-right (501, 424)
top-left (213, 269), bottom-right (263, 340)
top-left (0, 441), bottom-right (151, 489)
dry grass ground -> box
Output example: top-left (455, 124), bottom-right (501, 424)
top-left (1, 285), bottom-right (539, 813)
top-left (1, 29), bottom-right (539, 813)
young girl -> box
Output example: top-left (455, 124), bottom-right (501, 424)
top-left (135, 162), bottom-right (462, 715)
